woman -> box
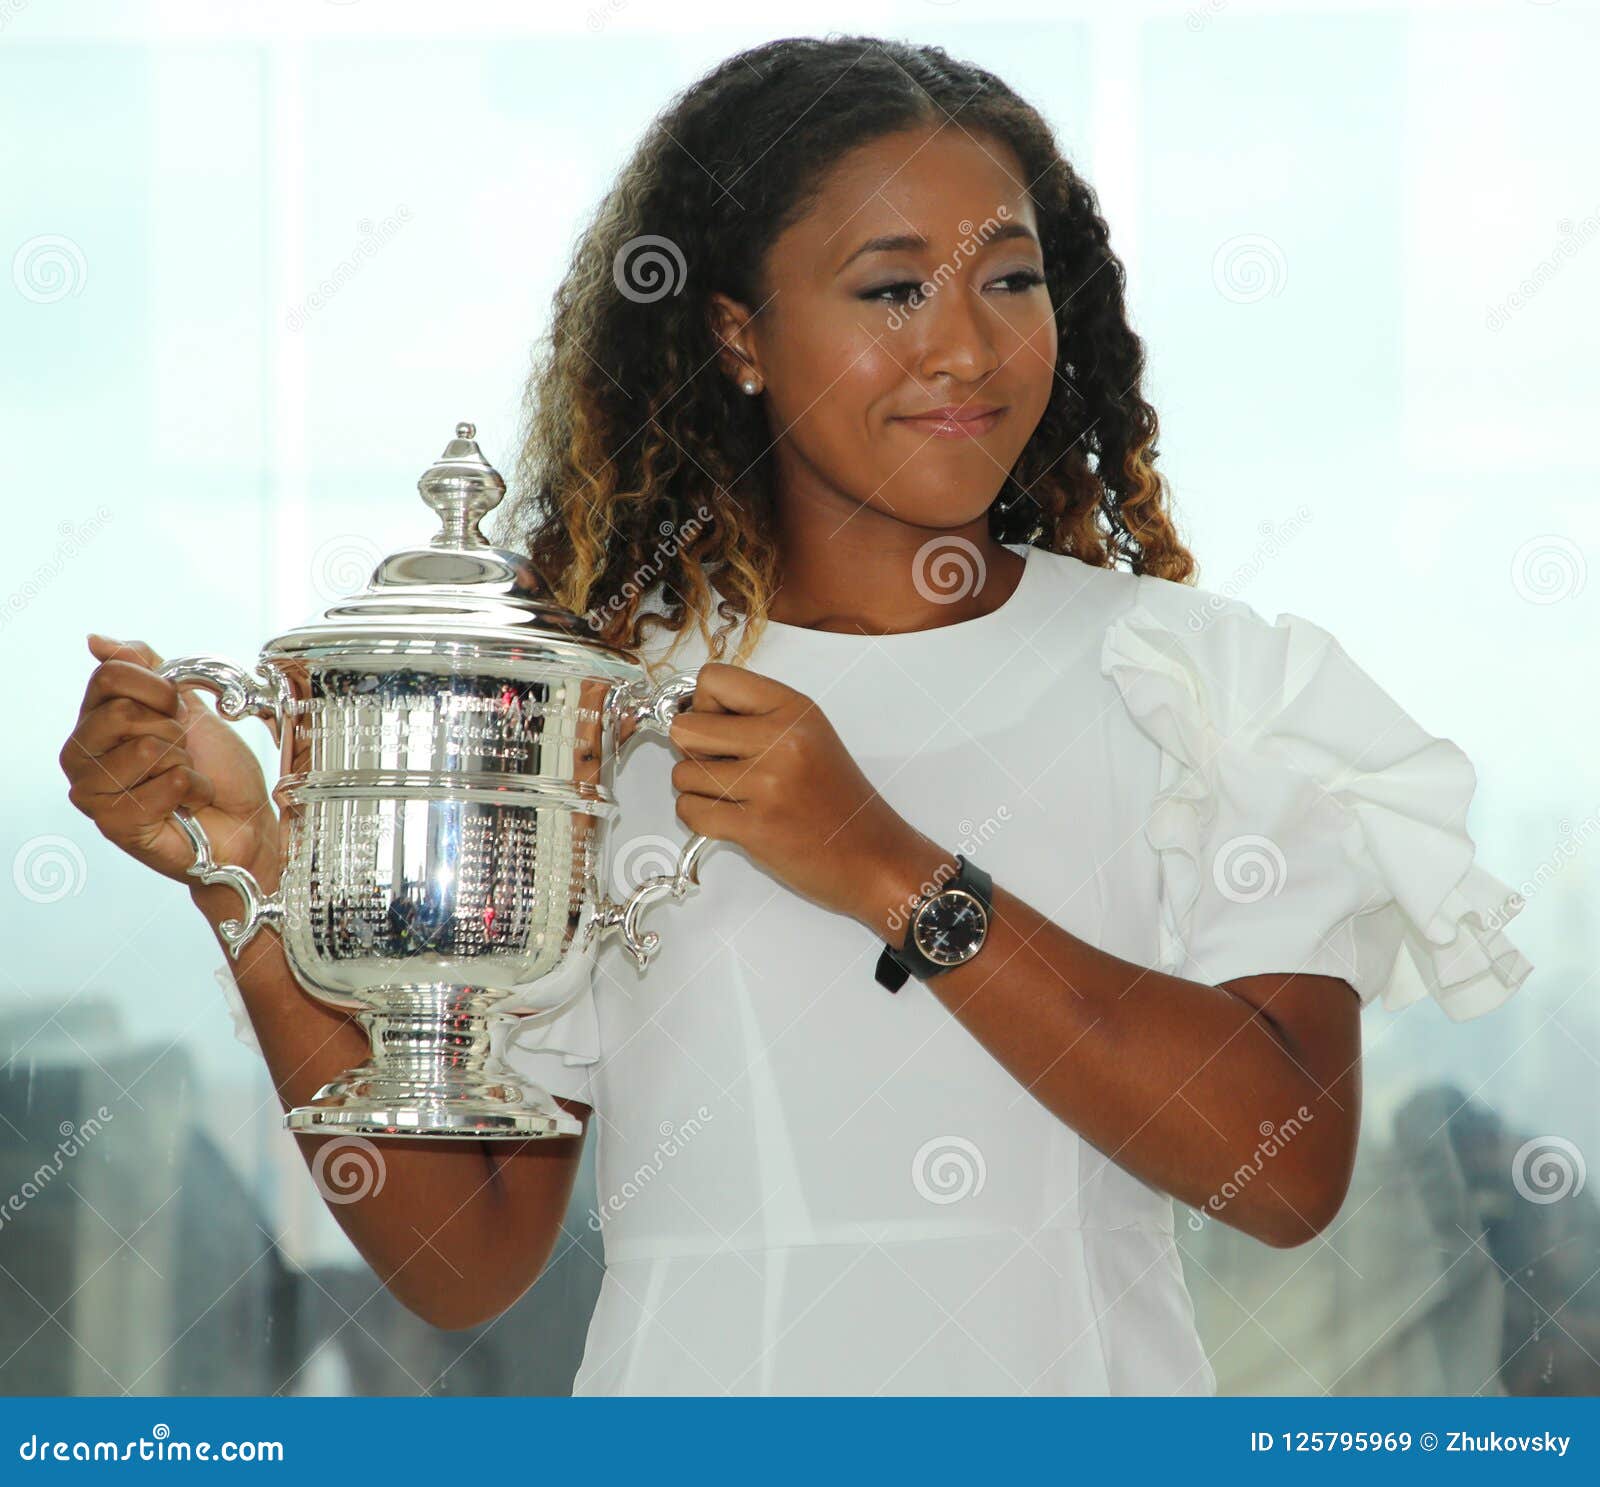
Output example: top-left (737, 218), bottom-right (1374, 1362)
top-left (62, 35), bottom-right (1532, 1395)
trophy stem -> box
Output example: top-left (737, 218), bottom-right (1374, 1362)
top-left (284, 991), bottom-right (582, 1140)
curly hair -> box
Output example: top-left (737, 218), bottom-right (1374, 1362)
top-left (494, 33), bottom-right (1196, 676)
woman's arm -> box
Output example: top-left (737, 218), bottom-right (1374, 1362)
top-left (857, 829), bottom-right (1361, 1249)
top-left (63, 636), bottom-right (586, 1330)
top-left (192, 872), bottom-right (589, 1330)
top-left (665, 661), bottom-right (1361, 1251)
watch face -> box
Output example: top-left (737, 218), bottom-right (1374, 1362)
top-left (912, 889), bottom-right (989, 966)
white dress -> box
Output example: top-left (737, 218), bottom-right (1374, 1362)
top-left (218, 543), bottom-right (1535, 1394)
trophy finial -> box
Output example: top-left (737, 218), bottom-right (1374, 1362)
top-left (420, 421), bottom-right (506, 549)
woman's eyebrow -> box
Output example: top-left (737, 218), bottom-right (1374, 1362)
top-left (834, 221), bottom-right (1039, 275)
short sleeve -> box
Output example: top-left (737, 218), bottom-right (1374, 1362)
top-left (496, 986), bottom-right (602, 1110)
top-left (1099, 583), bottom-right (1533, 1021)
top-left (214, 960), bottom-right (263, 1053)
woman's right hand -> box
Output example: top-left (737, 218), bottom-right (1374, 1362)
top-left (60, 635), bottom-right (281, 887)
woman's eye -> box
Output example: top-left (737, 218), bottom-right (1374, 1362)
top-left (860, 270), bottom-right (1046, 308)
top-left (861, 280), bottom-right (923, 306)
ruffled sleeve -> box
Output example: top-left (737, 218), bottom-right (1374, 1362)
top-left (1099, 583), bottom-right (1533, 1021)
top-left (495, 986), bottom-right (602, 1109)
top-left (214, 960), bottom-right (263, 1053)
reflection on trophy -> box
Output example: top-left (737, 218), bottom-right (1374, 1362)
top-left (154, 424), bottom-right (710, 1139)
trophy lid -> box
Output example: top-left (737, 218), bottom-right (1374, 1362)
top-left (261, 422), bottom-right (639, 674)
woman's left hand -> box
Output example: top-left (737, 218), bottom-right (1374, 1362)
top-left (666, 661), bottom-right (915, 929)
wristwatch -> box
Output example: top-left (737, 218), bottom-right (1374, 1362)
top-left (874, 854), bottom-right (993, 993)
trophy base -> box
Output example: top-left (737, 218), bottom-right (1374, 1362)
top-left (285, 1063), bottom-right (581, 1139)
top-left (284, 1005), bottom-right (583, 1139)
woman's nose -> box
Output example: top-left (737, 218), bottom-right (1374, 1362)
top-left (911, 284), bottom-right (1002, 384)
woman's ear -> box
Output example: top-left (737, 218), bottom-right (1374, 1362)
top-left (706, 290), bottom-right (761, 390)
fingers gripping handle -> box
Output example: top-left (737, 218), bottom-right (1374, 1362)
top-left (600, 671), bottom-right (713, 968)
top-left (157, 656), bottom-right (285, 957)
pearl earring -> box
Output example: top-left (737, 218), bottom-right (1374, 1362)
top-left (742, 378), bottom-right (759, 395)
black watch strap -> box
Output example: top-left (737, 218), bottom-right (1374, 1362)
top-left (875, 942), bottom-right (914, 993)
top-left (874, 854), bottom-right (993, 993)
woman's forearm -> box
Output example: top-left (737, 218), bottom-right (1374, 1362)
top-left (858, 828), bottom-right (1360, 1248)
top-left (186, 871), bottom-right (583, 1329)
top-left (190, 878), bottom-right (375, 1117)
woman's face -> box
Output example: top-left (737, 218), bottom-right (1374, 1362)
top-left (711, 123), bottom-right (1057, 533)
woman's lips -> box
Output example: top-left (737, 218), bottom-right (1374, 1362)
top-left (892, 408), bottom-right (1007, 439)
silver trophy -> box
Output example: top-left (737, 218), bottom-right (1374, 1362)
top-left (158, 423), bottom-right (711, 1139)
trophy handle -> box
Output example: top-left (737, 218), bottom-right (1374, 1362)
top-left (156, 655), bottom-right (286, 958)
top-left (600, 671), bottom-right (713, 968)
